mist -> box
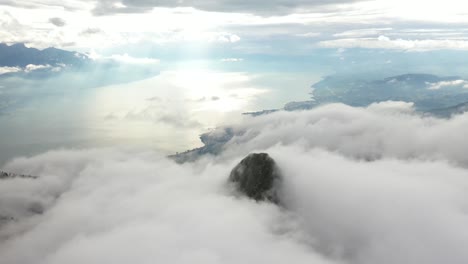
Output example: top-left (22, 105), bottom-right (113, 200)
top-left (2, 103), bottom-right (468, 264)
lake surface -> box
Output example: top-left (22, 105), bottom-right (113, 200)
top-left (0, 69), bottom-right (320, 166)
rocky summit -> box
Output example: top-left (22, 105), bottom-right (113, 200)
top-left (229, 153), bottom-right (281, 204)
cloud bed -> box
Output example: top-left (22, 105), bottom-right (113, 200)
top-left (218, 102), bottom-right (468, 166)
top-left (1, 102), bottom-right (468, 264)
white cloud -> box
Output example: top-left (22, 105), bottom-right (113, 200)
top-left (295, 32), bottom-right (322, 38)
top-left (2, 104), bottom-right (468, 263)
top-left (333, 28), bottom-right (393, 38)
top-left (0, 66), bottom-right (22, 75)
top-left (0, 0), bottom-right (90, 11)
top-left (221, 58), bottom-right (244, 62)
top-left (215, 33), bottom-right (241, 43)
top-left (427, 80), bottom-right (468, 90)
top-left (24, 64), bottom-right (52, 72)
top-left (366, 101), bottom-right (415, 114)
top-left (319, 35), bottom-right (468, 51)
top-left (109, 54), bottom-right (160, 65)
top-left (91, 0), bottom-right (364, 16)
top-left (87, 51), bottom-right (159, 64)
top-left (0, 64), bottom-right (65, 75)
top-left (0, 7), bottom-right (245, 50)
top-left (0, 149), bottom-right (336, 264)
top-left (2, 0), bottom-right (468, 52)
top-left (218, 103), bottom-right (468, 166)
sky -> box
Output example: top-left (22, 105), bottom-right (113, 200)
top-left (2, 0), bottom-right (468, 53)
top-left (3, 0), bottom-right (468, 82)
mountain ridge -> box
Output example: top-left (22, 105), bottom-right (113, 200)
top-left (0, 42), bottom-right (90, 68)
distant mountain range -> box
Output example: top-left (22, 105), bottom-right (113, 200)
top-left (243, 73), bottom-right (468, 118)
top-left (0, 43), bottom-right (90, 69)
top-left (2, 43), bottom-right (468, 118)
top-left (311, 73), bottom-right (468, 111)
top-left (429, 102), bottom-right (468, 118)
top-left (0, 43), bottom-right (159, 84)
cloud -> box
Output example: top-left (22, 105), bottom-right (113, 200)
top-left (2, 104), bottom-right (468, 263)
top-left (296, 32), bottom-right (322, 38)
top-left (24, 64), bottom-right (52, 72)
top-left (3, 0), bottom-right (468, 53)
top-left (276, 147), bottom-right (468, 264)
top-left (427, 80), bottom-right (468, 90)
top-left (366, 101), bottom-right (415, 114)
top-left (333, 28), bottom-right (393, 38)
top-left (91, 0), bottom-right (365, 16)
top-left (0, 11), bottom-right (77, 49)
top-left (0, 66), bottom-right (22, 75)
top-left (221, 58), bottom-right (244, 62)
top-left (319, 35), bottom-right (468, 51)
top-left (109, 54), bottom-right (160, 65)
top-left (87, 51), bottom-right (160, 65)
top-left (0, 64), bottom-right (64, 75)
top-left (49, 17), bottom-right (66, 27)
top-left (216, 33), bottom-right (241, 43)
top-left (0, 149), bottom-right (335, 264)
top-left (80, 28), bottom-right (102, 35)
top-left (0, 0), bottom-right (88, 10)
top-left (216, 102), bottom-right (468, 166)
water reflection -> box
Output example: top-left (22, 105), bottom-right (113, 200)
top-left (1, 69), bottom-right (301, 165)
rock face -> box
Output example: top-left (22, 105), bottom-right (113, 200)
top-left (229, 153), bottom-right (281, 203)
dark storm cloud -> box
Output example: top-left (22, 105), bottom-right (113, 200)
top-left (92, 0), bottom-right (366, 16)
